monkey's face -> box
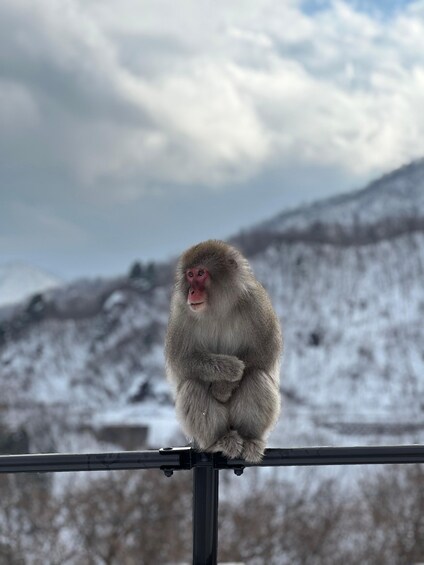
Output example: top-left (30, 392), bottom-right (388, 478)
top-left (185, 266), bottom-right (210, 312)
top-left (175, 240), bottom-right (250, 316)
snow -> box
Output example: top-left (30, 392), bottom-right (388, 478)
top-left (0, 262), bottom-right (62, 307)
top-left (103, 290), bottom-right (128, 311)
top-left (93, 401), bottom-right (180, 448)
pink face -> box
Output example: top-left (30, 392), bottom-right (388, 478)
top-left (186, 266), bottom-right (209, 312)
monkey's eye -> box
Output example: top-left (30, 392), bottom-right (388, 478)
top-left (187, 271), bottom-right (194, 278)
top-left (198, 269), bottom-right (204, 277)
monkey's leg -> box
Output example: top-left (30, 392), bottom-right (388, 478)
top-left (175, 380), bottom-right (230, 451)
top-left (229, 369), bottom-right (281, 463)
top-left (207, 429), bottom-right (244, 459)
top-left (210, 380), bottom-right (240, 403)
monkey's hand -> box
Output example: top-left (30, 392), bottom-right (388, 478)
top-left (209, 354), bottom-right (245, 383)
top-left (211, 380), bottom-right (239, 403)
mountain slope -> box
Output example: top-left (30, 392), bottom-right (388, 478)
top-left (234, 158), bottom-right (424, 256)
top-left (1, 160), bottom-right (424, 452)
top-left (266, 158), bottom-right (424, 233)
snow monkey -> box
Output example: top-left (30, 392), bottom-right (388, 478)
top-left (165, 240), bottom-right (282, 463)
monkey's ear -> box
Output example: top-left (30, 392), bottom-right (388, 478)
top-left (227, 257), bottom-right (238, 269)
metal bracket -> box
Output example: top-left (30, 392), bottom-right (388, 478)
top-left (159, 446), bottom-right (193, 477)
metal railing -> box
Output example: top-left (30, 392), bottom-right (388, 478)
top-left (1, 444), bottom-right (424, 565)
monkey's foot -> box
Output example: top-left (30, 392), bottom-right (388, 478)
top-left (242, 439), bottom-right (266, 463)
top-left (211, 381), bottom-right (238, 403)
top-left (209, 430), bottom-right (244, 459)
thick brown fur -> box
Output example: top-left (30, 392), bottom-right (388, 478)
top-left (165, 240), bottom-right (282, 463)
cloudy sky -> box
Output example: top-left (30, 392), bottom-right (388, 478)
top-left (1, 0), bottom-right (424, 279)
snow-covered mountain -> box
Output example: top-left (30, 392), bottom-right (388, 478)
top-left (0, 263), bottom-right (62, 307)
top-left (234, 158), bottom-right (424, 256)
top-left (265, 158), bottom-right (424, 234)
top-left (1, 159), bottom-right (424, 454)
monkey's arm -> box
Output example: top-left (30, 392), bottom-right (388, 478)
top-left (165, 307), bottom-right (245, 384)
top-left (166, 347), bottom-right (244, 383)
top-left (176, 352), bottom-right (245, 384)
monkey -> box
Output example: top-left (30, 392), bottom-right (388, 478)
top-left (165, 240), bottom-right (282, 463)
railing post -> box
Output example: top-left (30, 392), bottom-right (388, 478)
top-left (192, 452), bottom-right (219, 565)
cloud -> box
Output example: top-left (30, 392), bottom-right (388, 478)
top-left (122, 61), bottom-right (270, 186)
top-left (1, 0), bottom-right (424, 203)
top-left (0, 80), bottom-right (39, 131)
top-left (0, 200), bottom-right (89, 252)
